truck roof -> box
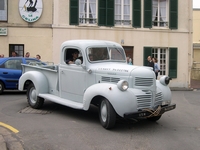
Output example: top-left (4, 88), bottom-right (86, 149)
top-left (61, 40), bottom-right (122, 50)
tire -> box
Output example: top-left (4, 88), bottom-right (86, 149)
top-left (27, 83), bottom-right (44, 109)
top-left (147, 115), bottom-right (162, 121)
top-left (0, 81), bottom-right (4, 95)
top-left (99, 98), bottom-right (116, 129)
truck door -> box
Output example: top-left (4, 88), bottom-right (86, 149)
top-left (59, 48), bottom-right (86, 103)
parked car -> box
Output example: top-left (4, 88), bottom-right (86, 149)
top-left (0, 57), bottom-right (44, 94)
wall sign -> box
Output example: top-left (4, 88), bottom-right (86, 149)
top-left (0, 28), bottom-right (7, 35)
top-left (19, 0), bottom-right (43, 23)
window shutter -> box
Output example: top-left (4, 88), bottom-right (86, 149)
top-left (98, 0), bottom-right (114, 26)
top-left (169, 0), bottom-right (178, 29)
top-left (143, 47), bottom-right (152, 66)
top-left (106, 0), bottom-right (114, 26)
top-left (98, 0), bottom-right (106, 26)
top-left (169, 48), bottom-right (178, 78)
top-left (143, 0), bottom-right (152, 28)
top-left (132, 0), bottom-right (141, 28)
top-left (70, 0), bottom-right (79, 25)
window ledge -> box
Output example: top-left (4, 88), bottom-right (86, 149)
top-left (151, 27), bottom-right (169, 30)
top-left (78, 24), bottom-right (98, 27)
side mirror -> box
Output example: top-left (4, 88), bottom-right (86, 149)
top-left (75, 59), bottom-right (86, 69)
top-left (75, 59), bottom-right (82, 65)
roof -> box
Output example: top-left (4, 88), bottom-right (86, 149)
top-left (61, 40), bottom-right (122, 50)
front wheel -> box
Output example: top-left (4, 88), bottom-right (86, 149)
top-left (0, 81), bottom-right (4, 95)
top-left (99, 98), bottom-right (116, 129)
top-left (27, 83), bottom-right (44, 109)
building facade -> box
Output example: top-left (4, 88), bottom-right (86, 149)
top-left (0, 0), bottom-right (193, 88)
top-left (192, 8), bottom-right (200, 81)
top-left (193, 9), bottom-right (200, 62)
top-left (0, 0), bottom-right (53, 61)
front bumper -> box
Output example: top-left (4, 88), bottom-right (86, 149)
top-left (124, 104), bottom-right (176, 119)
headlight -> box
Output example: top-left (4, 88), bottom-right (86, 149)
top-left (160, 76), bottom-right (172, 86)
top-left (117, 80), bottom-right (129, 91)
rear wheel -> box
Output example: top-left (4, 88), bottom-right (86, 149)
top-left (99, 98), bottom-right (116, 129)
top-left (147, 115), bottom-right (162, 121)
top-left (0, 81), bottom-right (4, 95)
top-left (27, 83), bottom-right (44, 109)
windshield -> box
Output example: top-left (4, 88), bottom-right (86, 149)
top-left (87, 47), bottom-right (126, 62)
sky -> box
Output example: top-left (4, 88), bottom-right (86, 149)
top-left (193, 0), bottom-right (200, 8)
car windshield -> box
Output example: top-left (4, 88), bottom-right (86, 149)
top-left (87, 47), bottom-right (126, 62)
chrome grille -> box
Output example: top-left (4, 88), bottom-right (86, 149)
top-left (135, 77), bottom-right (153, 86)
top-left (155, 92), bottom-right (163, 106)
top-left (136, 91), bottom-right (152, 110)
top-left (101, 76), bottom-right (120, 83)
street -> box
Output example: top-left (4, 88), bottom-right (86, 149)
top-left (0, 90), bottom-right (200, 150)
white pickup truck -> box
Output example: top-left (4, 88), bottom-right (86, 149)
top-left (18, 40), bottom-right (176, 129)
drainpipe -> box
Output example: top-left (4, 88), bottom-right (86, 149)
top-left (188, 0), bottom-right (193, 88)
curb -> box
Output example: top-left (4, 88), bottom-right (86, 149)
top-left (170, 87), bottom-right (199, 91)
top-left (170, 87), bottom-right (194, 91)
top-left (0, 127), bottom-right (24, 150)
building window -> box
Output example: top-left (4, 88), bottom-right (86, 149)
top-left (115, 0), bottom-right (131, 26)
top-left (144, 0), bottom-right (177, 29)
top-left (152, 0), bottom-right (168, 27)
top-left (143, 46), bottom-right (177, 78)
top-left (152, 47), bottom-right (168, 75)
top-left (79, 0), bottom-right (97, 24)
top-left (9, 44), bottom-right (24, 57)
top-left (0, 0), bottom-right (7, 21)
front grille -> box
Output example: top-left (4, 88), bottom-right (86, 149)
top-left (101, 76), bottom-right (120, 83)
top-left (136, 91), bottom-right (152, 110)
top-left (135, 77), bottom-right (153, 86)
top-left (155, 92), bottom-right (163, 106)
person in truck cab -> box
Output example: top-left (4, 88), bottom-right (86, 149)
top-left (93, 48), bottom-right (108, 61)
top-left (66, 49), bottom-right (79, 64)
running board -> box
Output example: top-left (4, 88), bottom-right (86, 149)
top-left (38, 94), bottom-right (83, 109)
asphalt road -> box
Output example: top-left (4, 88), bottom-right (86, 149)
top-left (0, 90), bottom-right (200, 150)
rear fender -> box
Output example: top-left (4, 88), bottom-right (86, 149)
top-left (18, 71), bottom-right (49, 95)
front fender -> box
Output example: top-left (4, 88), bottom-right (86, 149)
top-left (18, 71), bottom-right (49, 95)
top-left (156, 80), bottom-right (172, 101)
top-left (83, 83), bottom-right (137, 117)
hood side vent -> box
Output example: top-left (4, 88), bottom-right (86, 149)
top-left (101, 76), bottom-right (120, 83)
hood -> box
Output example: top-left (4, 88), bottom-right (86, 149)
top-left (89, 62), bottom-right (152, 76)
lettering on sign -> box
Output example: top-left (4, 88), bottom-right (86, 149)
top-left (0, 28), bottom-right (7, 35)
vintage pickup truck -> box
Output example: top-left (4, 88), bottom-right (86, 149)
top-left (18, 40), bottom-right (176, 129)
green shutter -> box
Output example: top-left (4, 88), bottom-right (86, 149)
top-left (98, 0), bottom-right (106, 26)
top-left (106, 0), bottom-right (114, 26)
top-left (169, 0), bottom-right (178, 29)
top-left (143, 0), bottom-right (152, 28)
top-left (70, 0), bottom-right (79, 25)
top-left (98, 0), bottom-right (114, 26)
top-left (169, 48), bottom-right (178, 78)
top-left (132, 0), bottom-right (141, 28)
top-left (143, 47), bottom-right (152, 66)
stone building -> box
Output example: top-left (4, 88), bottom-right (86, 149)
top-left (0, 0), bottom-right (193, 88)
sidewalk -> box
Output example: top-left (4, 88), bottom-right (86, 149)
top-left (0, 127), bottom-right (24, 150)
top-left (190, 79), bottom-right (200, 90)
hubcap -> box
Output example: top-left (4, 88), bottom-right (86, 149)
top-left (30, 87), bottom-right (37, 104)
top-left (101, 101), bottom-right (107, 122)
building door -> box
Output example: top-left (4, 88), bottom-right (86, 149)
top-left (123, 46), bottom-right (134, 64)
